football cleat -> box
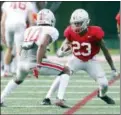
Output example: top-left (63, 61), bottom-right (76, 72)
top-left (41, 98), bottom-right (51, 105)
top-left (97, 92), bottom-right (115, 104)
top-left (55, 99), bottom-right (70, 108)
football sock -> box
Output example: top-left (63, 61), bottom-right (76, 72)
top-left (46, 76), bottom-right (60, 98)
top-left (1, 79), bottom-right (18, 103)
top-left (97, 76), bottom-right (108, 97)
top-left (57, 74), bottom-right (70, 100)
top-left (99, 86), bottom-right (108, 97)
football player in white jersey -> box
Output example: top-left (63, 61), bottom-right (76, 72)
top-left (1, 9), bottom-right (71, 108)
top-left (1, 2), bottom-right (35, 77)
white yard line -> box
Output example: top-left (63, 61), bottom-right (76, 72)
top-left (81, 106), bottom-right (120, 108)
top-left (4, 105), bottom-right (120, 108)
top-left (1, 80), bottom-right (97, 82)
top-left (1, 79), bottom-right (120, 83)
top-left (1, 85), bottom-right (120, 88)
top-left (11, 91), bottom-right (120, 94)
top-left (6, 97), bottom-right (120, 100)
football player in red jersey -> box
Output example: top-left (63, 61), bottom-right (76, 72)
top-left (42, 9), bottom-right (118, 105)
top-left (115, 12), bottom-right (120, 38)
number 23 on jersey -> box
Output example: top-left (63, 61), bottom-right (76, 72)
top-left (72, 41), bottom-right (91, 56)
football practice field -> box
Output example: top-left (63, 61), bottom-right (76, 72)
top-left (1, 55), bottom-right (120, 114)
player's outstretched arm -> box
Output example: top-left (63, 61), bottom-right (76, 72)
top-left (36, 34), bottom-right (52, 64)
top-left (98, 39), bottom-right (116, 71)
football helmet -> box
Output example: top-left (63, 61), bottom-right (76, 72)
top-left (70, 9), bottom-right (90, 32)
top-left (37, 9), bottom-right (56, 27)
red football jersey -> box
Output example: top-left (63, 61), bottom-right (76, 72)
top-left (64, 26), bottom-right (104, 61)
top-left (115, 13), bottom-right (120, 25)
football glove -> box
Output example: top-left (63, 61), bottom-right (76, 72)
top-left (56, 45), bottom-right (72, 57)
top-left (111, 69), bottom-right (119, 79)
top-left (32, 67), bottom-right (39, 79)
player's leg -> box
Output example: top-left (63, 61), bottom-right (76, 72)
top-left (14, 24), bottom-right (25, 63)
top-left (10, 46), bottom-right (17, 74)
top-left (0, 44), bottom-right (4, 76)
top-left (41, 56), bottom-right (83, 108)
top-left (85, 59), bottom-right (115, 104)
top-left (2, 29), bottom-right (14, 77)
top-left (0, 61), bottom-right (33, 106)
top-left (37, 59), bottom-right (70, 108)
top-left (43, 55), bottom-right (84, 99)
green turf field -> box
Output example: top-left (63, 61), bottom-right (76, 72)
top-left (1, 60), bottom-right (120, 114)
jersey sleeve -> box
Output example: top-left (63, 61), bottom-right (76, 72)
top-left (64, 26), bottom-right (71, 41)
top-left (116, 13), bottom-right (120, 25)
top-left (36, 27), bottom-right (59, 46)
top-left (95, 27), bottom-right (104, 40)
top-left (1, 2), bottom-right (9, 12)
top-left (49, 27), bottom-right (59, 42)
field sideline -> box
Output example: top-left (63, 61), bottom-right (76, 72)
top-left (1, 55), bottom-right (120, 114)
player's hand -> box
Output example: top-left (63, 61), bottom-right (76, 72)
top-left (56, 46), bottom-right (72, 57)
top-left (111, 69), bottom-right (119, 79)
top-left (56, 48), bottom-right (64, 57)
top-left (32, 67), bottom-right (39, 79)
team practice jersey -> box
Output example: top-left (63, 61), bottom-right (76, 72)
top-left (21, 26), bottom-right (59, 61)
top-left (64, 26), bottom-right (104, 61)
top-left (1, 2), bottom-right (34, 26)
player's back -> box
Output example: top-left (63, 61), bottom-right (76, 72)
top-left (20, 25), bottom-right (59, 62)
top-left (2, 2), bottom-right (33, 26)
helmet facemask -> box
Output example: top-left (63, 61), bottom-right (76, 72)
top-left (80, 18), bottom-right (90, 32)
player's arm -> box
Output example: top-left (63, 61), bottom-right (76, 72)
top-left (56, 38), bottom-right (72, 57)
top-left (98, 39), bottom-right (116, 70)
top-left (36, 34), bottom-right (52, 64)
top-left (117, 23), bottom-right (120, 34)
top-left (1, 10), bottom-right (6, 44)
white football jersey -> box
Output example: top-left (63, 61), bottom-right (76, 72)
top-left (20, 26), bottom-right (59, 61)
top-left (24, 25), bottom-right (59, 46)
top-left (1, 2), bottom-right (34, 26)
